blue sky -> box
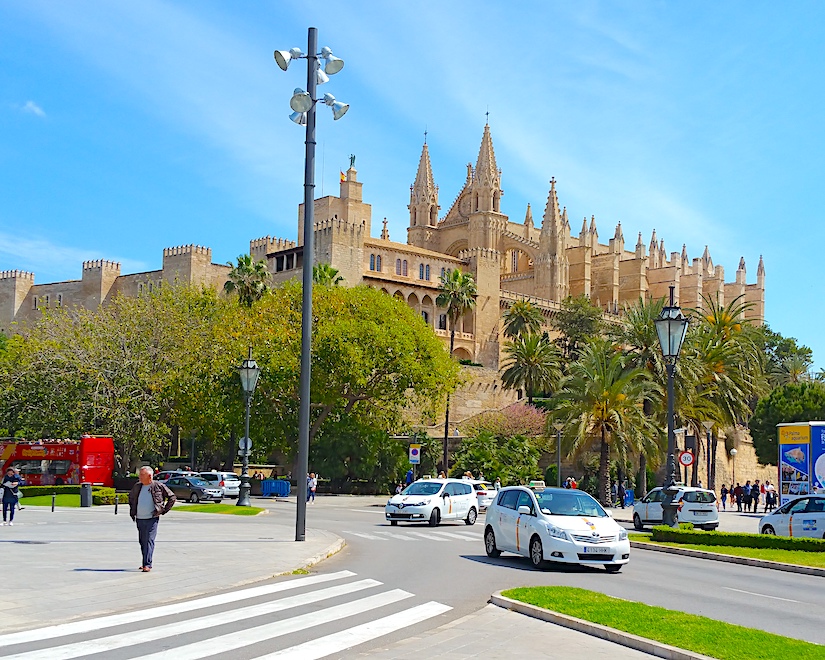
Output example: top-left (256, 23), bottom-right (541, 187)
top-left (2, 2), bottom-right (824, 365)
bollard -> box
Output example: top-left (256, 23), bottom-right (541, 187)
top-left (51, 493), bottom-right (55, 512)
top-left (114, 495), bottom-right (118, 515)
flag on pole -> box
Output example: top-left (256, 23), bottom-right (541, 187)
top-left (340, 171), bottom-right (346, 182)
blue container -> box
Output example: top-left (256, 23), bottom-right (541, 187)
top-left (262, 479), bottom-right (291, 497)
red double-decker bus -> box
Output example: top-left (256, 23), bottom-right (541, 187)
top-left (0, 435), bottom-right (115, 487)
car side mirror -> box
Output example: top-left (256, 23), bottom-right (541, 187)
top-left (517, 505), bottom-right (532, 515)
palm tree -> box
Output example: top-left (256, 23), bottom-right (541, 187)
top-left (771, 354), bottom-right (811, 385)
top-left (554, 339), bottom-right (661, 505)
top-left (313, 263), bottom-right (344, 286)
top-left (223, 254), bottom-right (271, 307)
top-left (502, 300), bottom-right (544, 339)
top-left (501, 334), bottom-right (562, 404)
top-left (436, 269), bottom-right (478, 472)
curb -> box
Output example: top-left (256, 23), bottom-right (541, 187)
top-left (490, 592), bottom-right (715, 660)
top-left (630, 540), bottom-right (825, 577)
top-left (285, 536), bottom-right (347, 574)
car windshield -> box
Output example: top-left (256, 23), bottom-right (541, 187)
top-left (188, 478), bottom-right (210, 487)
top-left (534, 491), bottom-right (607, 517)
top-left (475, 483), bottom-right (494, 491)
top-left (683, 491), bottom-right (716, 503)
top-left (402, 482), bottom-right (442, 496)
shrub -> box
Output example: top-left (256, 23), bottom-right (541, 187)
top-left (92, 490), bottom-right (129, 505)
top-left (20, 484), bottom-right (127, 505)
top-left (651, 526), bottom-right (825, 552)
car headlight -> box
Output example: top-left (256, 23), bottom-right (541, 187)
top-left (545, 524), bottom-right (568, 540)
top-left (409, 501), bottom-right (428, 507)
top-left (618, 528), bottom-right (628, 541)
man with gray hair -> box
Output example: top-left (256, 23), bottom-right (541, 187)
top-left (128, 466), bottom-right (176, 572)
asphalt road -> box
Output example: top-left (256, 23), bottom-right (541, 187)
top-left (305, 497), bottom-right (825, 652)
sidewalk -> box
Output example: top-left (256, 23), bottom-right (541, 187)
top-left (610, 503), bottom-right (764, 533)
top-left (0, 499), bottom-right (342, 634)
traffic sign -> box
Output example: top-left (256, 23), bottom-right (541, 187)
top-left (678, 450), bottom-right (694, 467)
top-left (238, 437), bottom-right (252, 452)
top-left (409, 444), bottom-right (421, 465)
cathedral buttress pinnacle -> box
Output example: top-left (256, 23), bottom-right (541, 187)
top-left (471, 124), bottom-right (502, 212)
top-left (409, 142), bottom-right (439, 228)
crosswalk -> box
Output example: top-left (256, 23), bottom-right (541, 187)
top-left (0, 570), bottom-right (451, 659)
top-left (342, 528), bottom-right (481, 542)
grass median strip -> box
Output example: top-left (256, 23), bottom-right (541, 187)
top-left (502, 586), bottom-right (823, 660)
top-left (629, 533), bottom-right (825, 569)
top-left (174, 503), bottom-right (264, 515)
top-left (17, 494), bottom-right (80, 507)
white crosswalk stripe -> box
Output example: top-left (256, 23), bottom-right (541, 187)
top-left (0, 571), bottom-right (451, 660)
top-left (429, 530), bottom-right (479, 541)
top-left (342, 528), bottom-right (480, 543)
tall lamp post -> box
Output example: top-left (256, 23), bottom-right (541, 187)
top-left (702, 420), bottom-right (714, 490)
top-left (730, 447), bottom-right (738, 485)
top-left (237, 347), bottom-right (261, 507)
top-left (274, 28), bottom-right (348, 541)
top-left (553, 421), bottom-right (564, 488)
top-left (654, 285), bottom-right (689, 527)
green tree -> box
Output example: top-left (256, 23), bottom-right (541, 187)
top-left (750, 382), bottom-right (825, 464)
top-left (500, 334), bottom-right (562, 404)
top-left (552, 339), bottom-right (661, 505)
top-left (552, 294), bottom-right (604, 361)
top-left (313, 263), bottom-right (344, 286)
top-left (502, 300), bottom-right (544, 339)
top-left (224, 254), bottom-right (272, 307)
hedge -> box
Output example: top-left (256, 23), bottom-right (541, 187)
top-left (20, 484), bottom-right (128, 505)
top-left (651, 526), bottom-right (825, 552)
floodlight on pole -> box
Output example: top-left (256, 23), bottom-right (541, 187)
top-left (290, 88), bottom-right (313, 113)
top-left (274, 47), bottom-right (304, 71)
top-left (320, 46), bottom-right (344, 75)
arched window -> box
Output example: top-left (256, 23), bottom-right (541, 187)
top-left (419, 264), bottom-right (425, 280)
top-left (376, 255), bottom-right (382, 271)
top-left (425, 265), bottom-right (431, 280)
top-left (370, 254), bottom-right (376, 271)
top-left (440, 267), bottom-right (446, 279)
top-left (512, 251), bottom-right (518, 272)
top-left (438, 314), bottom-right (447, 330)
top-left (402, 260), bottom-right (408, 276)
top-left (421, 311), bottom-right (429, 324)
top-left (395, 259), bottom-right (402, 275)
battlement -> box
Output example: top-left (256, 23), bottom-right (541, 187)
top-left (458, 247), bottom-right (500, 260)
top-left (82, 260), bottom-right (121, 272)
top-left (0, 270), bottom-right (34, 282)
top-left (313, 217), bottom-right (367, 233)
top-left (162, 245), bottom-right (211, 258)
top-left (250, 236), bottom-right (296, 254)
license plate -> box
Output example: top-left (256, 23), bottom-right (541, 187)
top-left (582, 546), bottom-right (612, 554)
top-left (692, 511), bottom-right (707, 515)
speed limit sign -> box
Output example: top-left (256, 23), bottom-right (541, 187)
top-left (678, 451), bottom-right (694, 467)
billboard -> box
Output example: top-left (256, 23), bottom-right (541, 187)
top-left (777, 423), bottom-right (825, 505)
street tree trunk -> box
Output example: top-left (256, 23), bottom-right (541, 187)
top-left (599, 428), bottom-right (610, 506)
top-left (442, 328), bottom-right (457, 475)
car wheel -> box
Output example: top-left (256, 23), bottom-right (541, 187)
top-left (465, 507), bottom-right (477, 526)
top-left (428, 508), bottom-right (441, 527)
top-left (189, 493), bottom-right (200, 503)
top-left (529, 535), bottom-right (545, 569)
top-left (633, 513), bottom-right (643, 531)
top-left (605, 565), bottom-right (622, 573)
top-left (761, 525), bottom-right (775, 535)
top-left (390, 520), bottom-right (398, 526)
top-left (484, 527), bottom-right (501, 558)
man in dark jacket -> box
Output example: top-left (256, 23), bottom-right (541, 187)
top-left (128, 466), bottom-right (176, 572)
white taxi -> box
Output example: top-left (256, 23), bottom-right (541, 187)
top-left (385, 478), bottom-right (478, 526)
top-left (632, 486), bottom-right (719, 531)
top-left (484, 486), bottom-right (630, 572)
top-left (760, 495), bottom-right (825, 538)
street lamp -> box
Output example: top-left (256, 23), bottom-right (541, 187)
top-left (237, 347), bottom-right (261, 507)
top-left (654, 285), bottom-right (689, 527)
top-left (273, 28), bottom-right (348, 541)
top-left (552, 421), bottom-right (564, 488)
top-left (702, 420), bottom-right (714, 490)
top-left (730, 447), bottom-right (738, 485)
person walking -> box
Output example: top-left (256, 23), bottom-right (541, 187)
top-left (494, 477), bottom-right (501, 491)
top-left (734, 483), bottom-right (743, 512)
top-left (720, 484), bottom-right (728, 511)
top-left (764, 481), bottom-right (776, 511)
top-left (618, 481), bottom-right (626, 509)
top-left (2, 467), bottom-right (22, 525)
top-left (750, 481), bottom-right (761, 513)
top-left (405, 468), bottom-right (414, 486)
top-left (128, 466), bottom-right (176, 572)
top-left (307, 472), bottom-right (317, 503)
top-left (742, 480), bottom-right (752, 512)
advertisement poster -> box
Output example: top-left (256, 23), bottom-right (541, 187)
top-left (778, 424), bottom-right (811, 506)
top-left (810, 423), bottom-right (825, 494)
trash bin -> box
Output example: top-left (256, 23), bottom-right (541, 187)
top-left (80, 482), bottom-right (92, 508)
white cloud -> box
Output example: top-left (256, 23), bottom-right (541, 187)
top-left (21, 100), bottom-right (45, 117)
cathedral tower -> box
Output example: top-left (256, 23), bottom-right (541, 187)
top-left (408, 141), bottom-right (439, 249)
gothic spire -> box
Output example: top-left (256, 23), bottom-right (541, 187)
top-left (649, 229), bottom-right (658, 255)
top-left (542, 178), bottom-right (561, 231)
top-left (410, 143), bottom-right (437, 206)
top-left (681, 244), bottom-right (688, 264)
top-left (757, 255), bottom-right (765, 276)
top-left (738, 256), bottom-right (746, 270)
top-left (473, 124), bottom-right (500, 190)
top-left (524, 203), bottom-right (534, 228)
top-left (636, 232), bottom-right (644, 250)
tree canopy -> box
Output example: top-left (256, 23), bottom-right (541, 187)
top-left (750, 382), bottom-right (825, 464)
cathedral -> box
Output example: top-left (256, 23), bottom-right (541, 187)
top-left (0, 124), bottom-right (765, 373)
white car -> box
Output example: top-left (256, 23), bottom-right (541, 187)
top-left (760, 495), bottom-right (825, 538)
top-left (632, 486), bottom-right (719, 531)
top-left (198, 471), bottom-right (241, 498)
top-left (470, 480), bottom-right (496, 510)
top-left (484, 486), bottom-right (630, 572)
top-left (385, 479), bottom-right (478, 526)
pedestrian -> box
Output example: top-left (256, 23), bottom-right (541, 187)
top-left (734, 483), bottom-right (743, 511)
top-left (742, 480), bottom-right (752, 512)
top-left (395, 483), bottom-right (403, 495)
top-left (438, 471), bottom-right (446, 479)
top-left (563, 477), bottom-right (571, 489)
top-left (765, 481), bottom-right (776, 511)
top-left (14, 467), bottom-right (24, 510)
top-left (128, 466), bottom-right (176, 572)
top-left (618, 481), bottom-right (626, 509)
top-left (698, 480), bottom-right (703, 489)
top-left (571, 477), bottom-right (578, 489)
top-left (307, 472), bottom-right (317, 503)
top-left (478, 470), bottom-right (485, 481)
top-left (720, 484), bottom-right (728, 510)
top-left (750, 481), bottom-right (760, 513)
top-left (611, 481), bottom-right (618, 505)
top-left (405, 468), bottom-right (413, 486)
top-left (494, 477), bottom-right (501, 491)
top-left (2, 467), bottom-right (22, 526)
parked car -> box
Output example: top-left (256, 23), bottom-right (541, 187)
top-left (154, 470), bottom-right (197, 483)
top-left (484, 486), bottom-right (630, 572)
top-left (198, 471), bottom-right (241, 499)
top-left (165, 476), bottom-right (223, 503)
top-left (385, 478), bottom-right (478, 526)
top-left (470, 480), bottom-right (496, 511)
top-left (632, 486), bottom-right (719, 531)
top-left (760, 495), bottom-right (825, 538)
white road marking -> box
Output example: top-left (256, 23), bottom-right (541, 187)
top-left (258, 601), bottom-right (453, 659)
top-left (407, 531), bottom-right (449, 541)
top-left (722, 587), bottom-right (801, 603)
top-left (135, 589), bottom-right (414, 660)
top-left (373, 530), bottom-right (419, 540)
top-left (341, 530), bottom-right (383, 540)
top-left (2, 579), bottom-right (382, 660)
top-left (430, 530), bottom-right (478, 541)
top-left (0, 570), bottom-right (357, 646)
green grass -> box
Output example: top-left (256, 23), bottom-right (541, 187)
top-left (18, 494), bottom-right (81, 507)
top-left (631, 534), bottom-right (825, 569)
top-left (174, 503), bottom-right (264, 515)
top-left (502, 587), bottom-right (824, 660)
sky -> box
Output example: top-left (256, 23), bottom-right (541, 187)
top-left (2, 2), bottom-right (824, 366)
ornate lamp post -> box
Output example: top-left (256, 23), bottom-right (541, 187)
top-left (702, 420), bottom-right (714, 490)
top-left (274, 28), bottom-right (347, 541)
top-left (654, 285), bottom-right (689, 527)
top-left (237, 347), bottom-right (261, 507)
top-left (552, 421), bottom-right (564, 488)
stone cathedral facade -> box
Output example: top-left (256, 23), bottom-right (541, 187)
top-left (0, 125), bottom-right (765, 374)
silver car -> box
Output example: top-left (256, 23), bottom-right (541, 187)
top-left (198, 471), bottom-right (241, 498)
